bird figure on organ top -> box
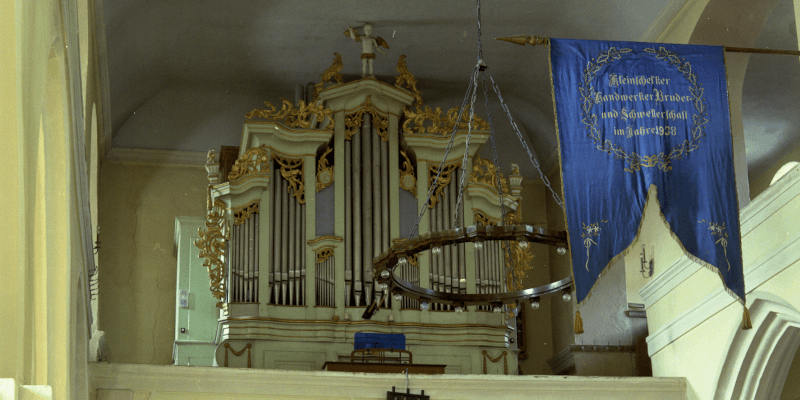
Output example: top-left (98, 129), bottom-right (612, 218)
top-left (345, 23), bottom-right (389, 77)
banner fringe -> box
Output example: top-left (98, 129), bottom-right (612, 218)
top-left (578, 185), bottom-right (745, 314)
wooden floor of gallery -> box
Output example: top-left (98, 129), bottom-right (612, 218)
top-left (90, 363), bottom-right (686, 400)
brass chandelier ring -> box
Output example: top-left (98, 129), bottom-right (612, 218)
top-left (373, 223), bottom-right (572, 308)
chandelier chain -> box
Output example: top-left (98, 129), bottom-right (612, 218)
top-left (486, 71), bottom-right (565, 210)
top-left (452, 67), bottom-right (481, 225)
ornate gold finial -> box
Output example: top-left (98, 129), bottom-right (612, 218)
top-left (395, 55), bottom-right (422, 106)
top-left (313, 53), bottom-right (344, 100)
top-left (402, 105), bottom-right (491, 135)
top-left (195, 197), bottom-right (229, 307)
top-left (496, 35), bottom-right (549, 47)
top-left (316, 146), bottom-right (334, 192)
top-left (273, 154), bottom-right (305, 204)
top-left (470, 155), bottom-right (509, 195)
top-left (344, 96), bottom-right (389, 141)
top-left (246, 98), bottom-right (335, 131)
top-left (399, 150), bottom-right (417, 197)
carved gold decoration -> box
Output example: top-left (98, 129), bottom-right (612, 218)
top-left (482, 350), bottom-right (508, 375)
top-left (408, 253), bottom-right (419, 267)
top-left (316, 247), bottom-right (335, 264)
top-left (313, 52), bottom-right (344, 100)
top-left (399, 150), bottom-right (417, 197)
top-left (316, 146), bottom-right (334, 192)
top-left (395, 55), bottom-right (422, 106)
top-left (195, 191), bottom-right (229, 308)
top-left (228, 145), bottom-right (270, 182)
top-left (473, 210), bottom-right (499, 226)
top-left (470, 155), bottom-right (509, 195)
top-left (223, 343), bottom-right (252, 368)
top-left (503, 240), bottom-right (534, 292)
top-left (233, 200), bottom-right (260, 226)
top-left (344, 96), bottom-right (389, 141)
top-left (427, 162), bottom-right (460, 209)
top-left (273, 154), bottom-right (305, 204)
top-left (402, 105), bottom-right (491, 135)
top-left (246, 98), bottom-right (335, 131)
top-left (307, 235), bottom-right (343, 245)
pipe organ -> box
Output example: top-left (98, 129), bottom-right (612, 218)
top-left (194, 56), bottom-right (535, 373)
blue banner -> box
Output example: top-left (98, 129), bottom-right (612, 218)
top-left (550, 38), bottom-right (745, 305)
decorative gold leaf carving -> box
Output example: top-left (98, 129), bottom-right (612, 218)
top-left (195, 194), bottom-right (229, 308)
top-left (395, 55), bottom-right (422, 106)
top-left (246, 98), bottom-right (335, 131)
top-left (316, 247), bottom-right (335, 264)
top-left (473, 210), bottom-right (499, 226)
top-left (316, 146), bottom-right (334, 192)
top-left (427, 162), bottom-right (459, 209)
top-left (503, 241), bottom-right (534, 292)
top-left (402, 105), bottom-right (490, 135)
top-left (470, 155), bottom-right (509, 195)
top-left (344, 96), bottom-right (389, 141)
top-left (313, 52), bottom-right (344, 100)
top-left (233, 200), bottom-right (260, 226)
top-left (228, 145), bottom-right (270, 182)
top-left (399, 150), bottom-right (417, 197)
top-left (273, 154), bottom-right (305, 204)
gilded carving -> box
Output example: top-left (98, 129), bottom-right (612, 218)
top-left (427, 162), bottom-right (460, 209)
top-left (316, 247), bottom-right (335, 264)
top-left (482, 350), bottom-right (508, 375)
top-left (470, 155), bottom-right (509, 195)
top-left (228, 145), bottom-right (270, 182)
top-left (395, 55), bottom-right (422, 106)
top-left (233, 200), bottom-right (260, 226)
top-left (316, 146), bottom-right (334, 192)
top-left (195, 193), bottom-right (229, 308)
top-left (223, 343), bottom-right (252, 368)
top-left (402, 105), bottom-right (490, 135)
top-left (246, 98), bottom-right (335, 131)
top-left (503, 240), bottom-right (534, 292)
top-left (273, 154), bottom-right (305, 204)
top-left (473, 210), bottom-right (499, 226)
top-left (344, 96), bottom-right (389, 141)
top-left (313, 52), bottom-right (344, 100)
top-left (399, 150), bottom-right (417, 197)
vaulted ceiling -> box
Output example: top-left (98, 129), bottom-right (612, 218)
top-left (101, 0), bottom-right (799, 189)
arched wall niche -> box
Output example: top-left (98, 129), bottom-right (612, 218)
top-left (714, 295), bottom-right (800, 400)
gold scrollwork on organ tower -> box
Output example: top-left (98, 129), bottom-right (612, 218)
top-left (195, 193), bottom-right (230, 308)
top-left (313, 52), bottom-right (344, 101)
top-left (273, 153), bottom-right (305, 204)
top-left (246, 98), bottom-right (335, 131)
top-left (470, 155), bottom-right (509, 195)
top-left (473, 210), bottom-right (499, 227)
top-left (427, 162), bottom-right (460, 209)
top-left (232, 200), bottom-right (260, 226)
top-left (395, 55), bottom-right (422, 106)
top-left (344, 96), bottom-right (389, 141)
top-left (316, 146), bottom-right (334, 192)
top-left (399, 150), bottom-right (417, 197)
top-left (228, 145), bottom-right (270, 182)
top-left (402, 105), bottom-right (491, 135)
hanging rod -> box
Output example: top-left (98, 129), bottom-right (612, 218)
top-left (497, 35), bottom-right (800, 56)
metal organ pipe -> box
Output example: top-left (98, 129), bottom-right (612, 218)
top-left (281, 178), bottom-right (289, 305)
top-left (344, 140), bottom-right (352, 307)
top-left (353, 117), bottom-right (362, 307)
top-left (362, 114), bottom-right (373, 306)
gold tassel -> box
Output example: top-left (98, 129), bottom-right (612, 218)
top-left (742, 306), bottom-right (752, 330)
top-left (574, 311), bottom-right (584, 334)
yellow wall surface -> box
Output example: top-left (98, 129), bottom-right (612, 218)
top-left (99, 161), bottom-right (208, 364)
